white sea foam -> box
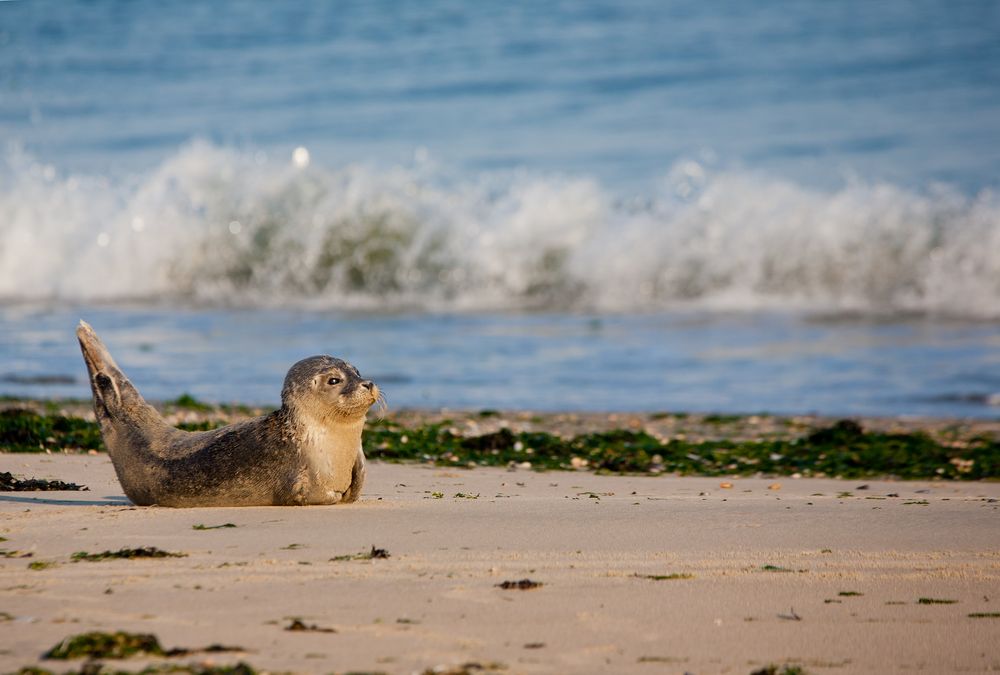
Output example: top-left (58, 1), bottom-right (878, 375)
top-left (2, 142), bottom-right (998, 317)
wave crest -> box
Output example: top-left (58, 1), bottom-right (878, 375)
top-left (2, 142), bottom-right (998, 316)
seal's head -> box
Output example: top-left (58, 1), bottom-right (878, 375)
top-left (281, 355), bottom-right (381, 422)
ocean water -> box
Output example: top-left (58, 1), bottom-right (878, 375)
top-left (1, 1), bottom-right (999, 416)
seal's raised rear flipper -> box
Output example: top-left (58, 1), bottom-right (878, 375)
top-left (76, 320), bottom-right (163, 429)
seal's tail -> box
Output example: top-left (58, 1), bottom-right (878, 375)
top-left (76, 320), bottom-right (160, 427)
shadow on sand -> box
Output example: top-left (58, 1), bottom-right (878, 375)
top-left (0, 494), bottom-right (132, 507)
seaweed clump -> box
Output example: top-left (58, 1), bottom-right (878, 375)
top-left (43, 630), bottom-right (245, 664)
top-left (44, 631), bottom-right (166, 659)
top-left (71, 548), bottom-right (187, 562)
top-left (15, 665), bottom-right (257, 675)
top-left (1, 471), bottom-right (88, 491)
top-left (330, 546), bottom-right (390, 562)
top-left (496, 579), bottom-right (542, 590)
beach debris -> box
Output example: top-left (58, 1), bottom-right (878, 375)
top-left (0, 471), bottom-right (88, 492)
top-left (917, 597), bottom-right (958, 604)
top-left (28, 561), bottom-right (57, 570)
top-left (280, 543), bottom-right (304, 550)
top-left (778, 607), bottom-right (802, 621)
top-left (750, 666), bottom-right (808, 675)
top-left (330, 546), bottom-right (390, 562)
top-left (633, 573), bottom-right (694, 581)
top-left (767, 483), bottom-right (781, 490)
top-left (42, 630), bottom-right (242, 661)
top-left (420, 661), bottom-right (507, 674)
top-left (719, 482), bottom-right (733, 489)
top-left (192, 523), bottom-right (237, 530)
top-left (1, 548), bottom-right (32, 558)
top-left (453, 492), bottom-right (479, 499)
top-left (496, 579), bottom-right (542, 590)
top-left (71, 547), bottom-right (187, 562)
top-left (285, 618), bottom-right (337, 633)
top-left (44, 631), bottom-right (167, 659)
top-left (523, 642), bottom-right (546, 649)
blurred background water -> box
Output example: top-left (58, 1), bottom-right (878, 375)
top-left (1, 1), bottom-right (998, 416)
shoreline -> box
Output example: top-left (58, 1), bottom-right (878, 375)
top-left (3, 398), bottom-right (998, 483)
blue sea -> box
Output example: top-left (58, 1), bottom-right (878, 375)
top-left (1, 1), bottom-right (998, 417)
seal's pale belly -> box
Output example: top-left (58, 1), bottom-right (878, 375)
top-left (299, 426), bottom-right (359, 501)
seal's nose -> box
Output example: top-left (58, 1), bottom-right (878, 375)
top-left (361, 380), bottom-right (374, 391)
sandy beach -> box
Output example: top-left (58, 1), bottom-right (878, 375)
top-left (2, 454), bottom-right (998, 674)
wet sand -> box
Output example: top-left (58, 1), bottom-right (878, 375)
top-left (2, 454), bottom-right (999, 674)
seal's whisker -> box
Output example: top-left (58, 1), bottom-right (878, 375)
top-left (374, 390), bottom-right (388, 419)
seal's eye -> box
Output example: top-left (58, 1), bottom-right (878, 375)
top-left (327, 377), bottom-right (342, 386)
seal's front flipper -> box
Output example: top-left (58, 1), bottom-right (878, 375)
top-left (340, 452), bottom-right (367, 504)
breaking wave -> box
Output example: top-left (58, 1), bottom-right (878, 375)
top-left (2, 141), bottom-right (999, 317)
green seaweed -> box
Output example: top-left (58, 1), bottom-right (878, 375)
top-left (362, 418), bottom-right (999, 479)
top-left (0, 409), bottom-right (103, 453)
top-left (635, 573), bottom-right (693, 580)
top-left (750, 667), bottom-right (809, 675)
top-left (170, 394), bottom-right (212, 412)
top-left (44, 631), bottom-right (166, 659)
top-left (418, 663), bottom-right (505, 675)
top-left (14, 664), bottom-right (258, 675)
top-left (42, 631), bottom-right (248, 670)
top-left (703, 414), bottom-right (743, 425)
top-left (917, 597), bottom-right (958, 604)
top-left (761, 565), bottom-right (793, 573)
top-left (28, 561), bottom-right (57, 571)
top-left (71, 548), bottom-right (187, 562)
top-left (968, 612), bottom-right (1000, 618)
top-left (838, 591), bottom-right (863, 596)
top-left (3, 406), bottom-right (997, 481)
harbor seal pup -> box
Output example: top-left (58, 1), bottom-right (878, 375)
top-left (76, 320), bottom-right (381, 507)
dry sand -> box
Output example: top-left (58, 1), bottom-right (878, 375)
top-left (1, 455), bottom-right (999, 674)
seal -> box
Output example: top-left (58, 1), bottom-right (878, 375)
top-left (76, 320), bottom-right (382, 507)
